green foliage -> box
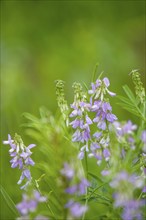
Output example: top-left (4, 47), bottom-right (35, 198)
top-left (117, 77), bottom-right (146, 124)
top-left (0, 185), bottom-right (20, 218)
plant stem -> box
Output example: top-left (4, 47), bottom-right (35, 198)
top-left (84, 151), bottom-right (88, 180)
top-left (82, 151), bottom-right (88, 220)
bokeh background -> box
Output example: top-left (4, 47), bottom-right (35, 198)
top-left (1, 0), bottom-right (145, 219)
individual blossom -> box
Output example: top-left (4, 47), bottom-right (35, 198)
top-left (60, 163), bottom-right (74, 180)
top-left (65, 178), bottom-right (90, 195)
top-left (16, 190), bottom-right (47, 216)
top-left (65, 200), bottom-right (88, 218)
top-left (3, 134), bottom-right (36, 189)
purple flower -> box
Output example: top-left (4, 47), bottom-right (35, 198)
top-left (90, 142), bottom-right (100, 151)
top-left (103, 77), bottom-right (110, 87)
top-left (72, 129), bottom-right (81, 142)
top-left (86, 115), bottom-right (92, 125)
top-left (78, 178), bottom-right (90, 195)
top-left (142, 186), bottom-right (146, 193)
top-left (103, 148), bottom-right (111, 161)
top-left (102, 102), bottom-right (112, 112)
top-left (3, 134), bottom-right (36, 189)
top-left (106, 113), bottom-right (117, 123)
top-left (110, 171), bottom-right (133, 188)
top-left (78, 151), bottom-right (85, 160)
top-left (93, 132), bottom-right (102, 139)
top-left (65, 178), bottom-right (90, 196)
top-left (60, 163), bottom-right (74, 180)
top-left (101, 169), bottom-right (110, 176)
top-left (70, 202), bottom-right (88, 217)
top-left (97, 120), bottom-right (106, 130)
top-left (141, 130), bottom-right (146, 143)
top-left (122, 200), bottom-right (144, 220)
top-left (65, 185), bottom-right (78, 194)
top-left (66, 200), bottom-right (88, 218)
top-left (122, 120), bottom-right (137, 134)
top-left (141, 130), bottom-right (146, 152)
top-left (16, 190), bottom-right (47, 216)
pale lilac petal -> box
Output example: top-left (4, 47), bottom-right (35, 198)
top-left (78, 151), bottom-right (84, 160)
top-left (27, 144), bottom-right (36, 149)
top-left (103, 77), bottom-right (110, 87)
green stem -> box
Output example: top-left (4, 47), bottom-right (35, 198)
top-left (84, 151), bottom-right (88, 180)
top-left (82, 151), bottom-right (88, 220)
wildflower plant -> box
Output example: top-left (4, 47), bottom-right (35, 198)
top-left (1, 69), bottom-right (146, 220)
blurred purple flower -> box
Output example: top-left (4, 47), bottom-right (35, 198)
top-left (65, 200), bottom-right (88, 218)
top-left (122, 200), bottom-right (144, 220)
top-left (60, 163), bottom-right (74, 180)
top-left (65, 178), bottom-right (90, 195)
top-left (141, 130), bottom-right (146, 143)
top-left (16, 190), bottom-right (47, 216)
top-left (141, 130), bottom-right (146, 152)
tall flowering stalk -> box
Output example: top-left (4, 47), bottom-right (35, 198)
top-left (55, 80), bottom-right (69, 126)
top-left (88, 77), bottom-right (117, 165)
top-left (3, 134), bottom-right (35, 189)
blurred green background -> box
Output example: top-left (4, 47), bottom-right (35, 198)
top-left (1, 0), bottom-right (145, 219)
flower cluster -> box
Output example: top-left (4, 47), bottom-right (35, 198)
top-left (110, 171), bottom-right (145, 220)
top-left (3, 134), bottom-right (35, 189)
top-left (16, 190), bottom-right (47, 216)
top-left (61, 162), bottom-right (90, 218)
top-left (113, 120), bottom-right (137, 155)
top-left (69, 77), bottom-right (117, 165)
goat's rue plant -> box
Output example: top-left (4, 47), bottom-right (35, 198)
top-left (2, 70), bottom-right (146, 220)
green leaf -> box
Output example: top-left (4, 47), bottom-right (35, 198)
top-left (88, 172), bottom-right (103, 183)
top-left (123, 85), bottom-right (136, 103)
top-left (0, 185), bottom-right (20, 217)
top-left (117, 95), bottom-right (135, 107)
